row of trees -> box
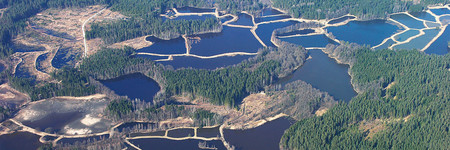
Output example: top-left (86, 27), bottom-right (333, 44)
top-left (272, 0), bottom-right (448, 19)
top-left (9, 67), bottom-right (96, 101)
top-left (281, 45), bottom-right (449, 149)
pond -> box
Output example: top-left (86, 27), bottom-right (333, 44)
top-left (100, 73), bottom-right (160, 102)
top-left (0, 132), bottom-right (43, 150)
top-left (277, 50), bottom-right (357, 102)
top-left (223, 117), bottom-right (294, 150)
top-left (326, 20), bottom-right (400, 47)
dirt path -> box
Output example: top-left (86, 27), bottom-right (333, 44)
top-left (83, 8), bottom-right (106, 58)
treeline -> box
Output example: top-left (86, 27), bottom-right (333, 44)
top-left (164, 42), bottom-right (306, 108)
top-left (272, 0), bottom-right (448, 20)
top-left (79, 46), bottom-right (163, 81)
top-left (266, 80), bottom-right (337, 120)
top-left (281, 46), bottom-right (449, 149)
top-left (9, 67), bottom-right (96, 101)
top-left (164, 60), bottom-right (279, 108)
top-left (87, 17), bottom-right (221, 43)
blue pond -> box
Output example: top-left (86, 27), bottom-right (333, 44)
top-left (256, 21), bottom-right (300, 47)
top-left (390, 14), bottom-right (426, 29)
top-left (100, 73), bottom-right (160, 102)
top-left (278, 49), bottom-right (357, 102)
top-left (189, 26), bottom-right (262, 56)
top-left (137, 36), bottom-right (186, 55)
top-left (326, 20), bottom-right (400, 47)
top-left (430, 8), bottom-right (450, 16)
top-left (229, 13), bottom-right (254, 26)
top-left (425, 26), bottom-right (449, 55)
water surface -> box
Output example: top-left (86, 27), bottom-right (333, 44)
top-left (229, 13), bottom-right (253, 26)
top-left (390, 14), bottom-right (426, 29)
top-left (430, 8), bottom-right (450, 16)
top-left (374, 39), bottom-right (395, 50)
top-left (167, 128), bottom-right (195, 138)
top-left (394, 30), bottom-right (421, 42)
top-left (137, 36), bottom-right (186, 55)
top-left (256, 21), bottom-right (300, 47)
top-left (394, 28), bottom-right (440, 50)
top-left (410, 12), bottom-right (436, 22)
top-left (278, 50), bottom-right (357, 102)
top-left (0, 132), bottom-right (43, 150)
top-left (189, 26), bottom-right (262, 56)
top-left (100, 73), bottom-right (160, 102)
top-left (176, 7), bottom-right (215, 13)
top-left (223, 117), bottom-right (293, 150)
top-left (326, 20), bottom-right (400, 47)
top-left (328, 16), bottom-right (356, 24)
top-left (130, 138), bottom-right (226, 150)
top-left (425, 26), bottom-right (449, 55)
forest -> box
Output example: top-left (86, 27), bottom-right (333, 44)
top-left (9, 67), bottom-right (96, 101)
top-left (272, 0), bottom-right (448, 19)
top-left (281, 45), bottom-right (450, 149)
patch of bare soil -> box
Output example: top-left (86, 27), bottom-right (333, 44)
top-left (107, 35), bottom-right (154, 51)
top-left (13, 95), bottom-right (113, 135)
top-left (359, 119), bottom-right (385, 140)
top-left (0, 83), bottom-right (30, 108)
top-left (10, 6), bottom-right (127, 82)
top-left (0, 8), bottom-right (6, 19)
top-left (314, 107), bottom-right (328, 116)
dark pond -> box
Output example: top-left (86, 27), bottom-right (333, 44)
top-left (277, 29), bottom-right (315, 36)
top-left (328, 16), bottom-right (356, 24)
top-left (100, 73), bottom-right (160, 102)
top-left (130, 138), bottom-right (226, 150)
top-left (223, 117), bottom-right (294, 150)
top-left (279, 34), bottom-right (338, 48)
top-left (0, 132), bottom-right (43, 150)
top-left (0, 63), bottom-right (4, 73)
top-left (410, 12), bottom-right (436, 22)
top-left (116, 122), bottom-right (158, 132)
top-left (167, 128), bottom-right (195, 138)
top-left (58, 135), bottom-right (109, 145)
top-left (189, 26), bottom-right (262, 56)
top-left (36, 52), bottom-right (48, 73)
top-left (390, 14), bottom-right (426, 29)
top-left (51, 47), bottom-right (78, 69)
top-left (159, 55), bottom-right (253, 70)
top-left (14, 62), bottom-right (32, 78)
top-left (22, 111), bottom-right (84, 134)
top-left (171, 14), bottom-right (216, 21)
top-left (256, 21), bottom-right (300, 47)
top-left (260, 8), bottom-right (283, 16)
top-left (130, 131), bottom-right (166, 137)
top-left (13, 44), bottom-right (46, 52)
top-left (176, 7), bottom-right (215, 13)
top-left (425, 25), bottom-right (450, 55)
top-left (430, 8), bottom-right (450, 16)
top-left (326, 20), bottom-right (400, 47)
top-left (136, 55), bottom-right (168, 61)
top-left (277, 50), bottom-right (357, 102)
top-left (254, 15), bottom-right (291, 23)
top-left (229, 13), bottom-right (254, 26)
top-left (137, 36), bottom-right (186, 55)
top-left (197, 126), bottom-right (220, 138)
